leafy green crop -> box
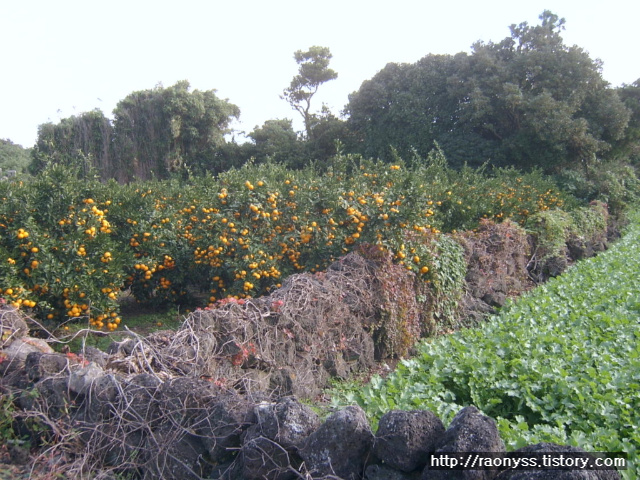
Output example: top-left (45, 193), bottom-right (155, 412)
top-left (330, 211), bottom-right (640, 479)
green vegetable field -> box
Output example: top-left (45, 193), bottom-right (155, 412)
top-left (331, 212), bottom-right (640, 479)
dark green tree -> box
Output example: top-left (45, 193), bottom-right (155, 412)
top-left (282, 46), bottom-right (338, 140)
top-left (112, 80), bottom-right (240, 180)
top-left (615, 79), bottom-right (640, 163)
top-left (248, 118), bottom-right (301, 164)
top-left (346, 55), bottom-right (484, 164)
top-left (306, 105), bottom-right (354, 164)
top-left (241, 114), bottom-right (353, 170)
top-left (461, 11), bottom-right (629, 171)
top-left (347, 11), bottom-right (631, 173)
top-left (29, 109), bottom-right (113, 177)
top-left (0, 139), bottom-right (31, 174)
top-left (30, 82), bottom-right (240, 181)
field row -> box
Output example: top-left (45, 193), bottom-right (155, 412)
top-left (330, 211), bottom-right (640, 479)
top-left (0, 153), bottom-right (569, 330)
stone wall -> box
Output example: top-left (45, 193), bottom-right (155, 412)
top-left (0, 356), bottom-right (620, 480)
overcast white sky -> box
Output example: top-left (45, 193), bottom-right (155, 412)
top-left (1, 0), bottom-right (638, 148)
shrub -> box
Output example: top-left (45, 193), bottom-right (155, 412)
top-left (0, 165), bottom-right (127, 330)
top-left (526, 201), bottom-right (610, 281)
top-left (0, 152), bottom-right (574, 331)
top-left (555, 161), bottom-right (640, 215)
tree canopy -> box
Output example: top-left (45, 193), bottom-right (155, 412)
top-left (282, 46), bottom-right (338, 141)
top-left (245, 118), bottom-right (303, 167)
top-left (616, 79), bottom-right (640, 163)
top-left (346, 11), bottom-right (631, 172)
top-left (21, 18), bottom-right (640, 180)
top-left (0, 139), bottom-right (31, 174)
top-left (29, 109), bottom-right (114, 177)
top-left (112, 80), bottom-right (240, 180)
top-left (30, 81), bottom-right (240, 181)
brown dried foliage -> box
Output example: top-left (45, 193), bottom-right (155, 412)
top-left (455, 219), bottom-right (532, 301)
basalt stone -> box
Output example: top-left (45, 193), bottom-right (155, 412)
top-left (143, 427), bottom-right (211, 480)
top-left (196, 391), bottom-right (253, 463)
top-left (324, 350), bottom-right (350, 379)
top-left (241, 424), bottom-right (298, 480)
top-left (106, 338), bottom-right (136, 355)
top-left (119, 374), bottom-right (162, 425)
top-left (19, 376), bottom-right (71, 420)
top-left (0, 368), bottom-right (29, 393)
top-left (158, 377), bottom-right (220, 425)
top-left (25, 352), bottom-right (69, 381)
top-left (374, 409), bottom-right (445, 472)
top-left (422, 406), bottom-right (505, 480)
top-left (68, 362), bottom-right (104, 395)
top-left (98, 426), bottom-right (146, 468)
top-left (300, 404), bottom-right (373, 480)
top-left (208, 459), bottom-right (244, 480)
top-left (240, 396), bottom-right (320, 479)
top-left (92, 373), bottom-right (121, 404)
top-left (544, 256), bottom-right (568, 278)
top-left (75, 373), bottom-right (122, 423)
top-left (269, 367), bottom-right (296, 397)
top-left (482, 292), bottom-right (507, 308)
top-left (0, 338), bottom-right (54, 375)
top-left (256, 396), bottom-right (320, 450)
top-left (81, 346), bottom-right (110, 368)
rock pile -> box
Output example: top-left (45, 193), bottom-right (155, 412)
top-left (1, 344), bottom-right (621, 480)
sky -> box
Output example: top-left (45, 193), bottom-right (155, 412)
top-left (1, 0), bottom-right (639, 148)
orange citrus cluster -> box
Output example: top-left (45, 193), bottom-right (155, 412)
top-left (1, 159), bottom-right (567, 330)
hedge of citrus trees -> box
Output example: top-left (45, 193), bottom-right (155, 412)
top-left (0, 149), bottom-right (571, 331)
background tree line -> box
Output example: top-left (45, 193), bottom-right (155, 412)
top-left (346, 11), bottom-right (637, 173)
top-left (7, 11), bottom-right (640, 184)
top-left (0, 139), bottom-right (31, 176)
top-left (28, 81), bottom-right (240, 182)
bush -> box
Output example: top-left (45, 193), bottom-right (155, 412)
top-left (555, 161), bottom-right (640, 215)
top-left (0, 165), bottom-right (127, 330)
top-left (526, 201), bottom-right (609, 281)
top-left (0, 151), bottom-right (574, 332)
